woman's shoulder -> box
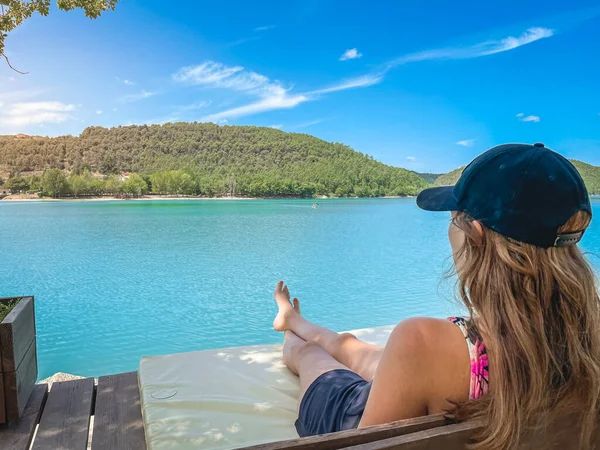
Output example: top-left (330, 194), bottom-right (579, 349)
top-left (387, 317), bottom-right (471, 356)
top-left (385, 317), bottom-right (472, 406)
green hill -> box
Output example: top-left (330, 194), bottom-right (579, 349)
top-left (415, 172), bottom-right (442, 184)
top-left (433, 167), bottom-right (464, 187)
top-left (0, 123), bottom-right (428, 198)
top-left (434, 161), bottom-right (600, 195)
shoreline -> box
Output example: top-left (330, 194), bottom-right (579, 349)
top-left (0, 194), bottom-right (414, 202)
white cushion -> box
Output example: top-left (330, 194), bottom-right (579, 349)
top-left (139, 325), bottom-right (394, 450)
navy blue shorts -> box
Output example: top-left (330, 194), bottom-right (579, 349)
top-left (295, 369), bottom-right (372, 437)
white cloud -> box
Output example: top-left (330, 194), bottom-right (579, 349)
top-left (179, 101), bottom-right (212, 111)
top-left (174, 62), bottom-right (272, 94)
top-left (1, 101), bottom-right (76, 127)
top-left (517, 113), bottom-right (541, 122)
top-left (308, 73), bottom-right (384, 95)
top-left (116, 77), bottom-right (136, 85)
top-left (406, 156), bottom-right (417, 162)
top-left (255, 25), bottom-right (275, 32)
top-left (96, 110), bottom-right (103, 115)
top-left (457, 139), bottom-right (476, 147)
top-left (269, 124), bottom-right (283, 129)
top-left (7, 77), bottom-right (15, 82)
top-left (226, 36), bottom-right (261, 47)
top-left (389, 27), bottom-right (554, 67)
top-left (174, 61), bottom-right (309, 122)
top-left (122, 90), bottom-right (157, 102)
top-left (296, 119), bottom-right (326, 128)
top-left (113, 107), bottom-right (118, 111)
top-left (203, 92), bottom-right (308, 122)
top-left (177, 26), bottom-right (553, 122)
top-left (339, 48), bottom-right (363, 61)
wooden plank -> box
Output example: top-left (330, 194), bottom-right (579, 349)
top-left (33, 377), bottom-right (94, 450)
top-left (0, 297), bottom-right (35, 372)
top-left (0, 373), bottom-right (5, 425)
top-left (242, 415), bottom-right (449, 450)
top-left (91, 371), bottom-right (146, 450)
top-left (0, 384), bottom-right (48, 450)
top-left (3, 339), bottom-right (38, 421)
top-left (339, 421), bottom-right (481, 450)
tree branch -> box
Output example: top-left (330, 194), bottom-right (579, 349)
top-left (1, 52), bottom-right (28, 74)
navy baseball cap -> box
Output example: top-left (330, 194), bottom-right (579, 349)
top-left (417, 143), bottom-right (592, 248)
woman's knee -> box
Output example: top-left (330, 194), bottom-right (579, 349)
top-left (284, 339), bottom-right (322, 368)
top-left (333, 332), bottom-right (358, 351)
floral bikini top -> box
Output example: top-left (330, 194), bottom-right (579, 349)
top-left (448, 317), bottom-right (489, 400)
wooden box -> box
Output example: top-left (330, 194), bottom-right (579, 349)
top-left (0, 297), bottom-right (37, 424)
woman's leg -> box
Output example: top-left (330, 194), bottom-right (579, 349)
top-left (274, 281), bottom-right (384, 381)
top-left (283, 330), bottom-right (349, 402)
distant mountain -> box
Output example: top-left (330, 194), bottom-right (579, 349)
top-left (433, 167), bottom-right (464, 187)
top-left (414, 172), bottom-right (442, 184)
top-left (434, 160), bottom-right (600, 195)
top-left (0, 123), bottom-right (428, 197)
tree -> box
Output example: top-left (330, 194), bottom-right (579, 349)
top-left (4, 176), bottom-right (29, 193)
top-left (103, 175), bottom-right (122, 196)
top-left (69, 170), bottom-right (93, 196)
top-left (121, 173), bottom-right (148, 198)
top-left (0, 1), bottom-right (119, 72)
top-left (42, 168), bottom-right (69, 198)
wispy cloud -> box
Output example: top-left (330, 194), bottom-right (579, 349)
top-left (177, 100), bottom-right (212, 112)
top-left (517, 112), bottom-right (541, 122)
top-left (174, 62), bottom-right (272, 93)
top-left (176, 26), bottom-right (556, 122)
top-left (1, 101), bottom-right (76, 127)
top-left (121, 90), bottom-right (157, 102)
top-left (295, 118), bottom-right (333, 128)
top-left (389, 27), bottom-right (553, 67)
top-left (340, 48), bottom-right (363, 61)
top-left (226, 36), bottom-right (261, 47)
top-left (457, 139), bottom-right (476, 147)
top-left (255, 25), bottom-right (275, 32)
top-left (406, 156), bottom-right (417, 162)
top-left (203, 92), bottom-right (308, 122)
top-left (115, 77), bottom-right (136, 86)
top-left (308, 73), bottom-right (384, 95)
top-left (269, 124), bottom-right (283, 129)
top-left (96, 110), bottom-right (103, 115)
top-left (174, 61), bottom-right (309, 121)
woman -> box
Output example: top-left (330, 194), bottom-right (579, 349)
top-left (273, 143), bottom-right (600, 450)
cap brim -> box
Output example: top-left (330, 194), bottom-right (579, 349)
top-left (416, 186), bottom-right (458, 211)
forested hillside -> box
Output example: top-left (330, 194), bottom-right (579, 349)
top-left (434, 160), bottom-right (600, 195)
top-left (0, 123), bottom-right (428, 198)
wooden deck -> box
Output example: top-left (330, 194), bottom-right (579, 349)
top-left (0, 371), bottom-right (145, 450)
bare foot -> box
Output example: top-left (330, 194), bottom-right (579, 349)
top-left (273, 281), bottom-right (300, 331)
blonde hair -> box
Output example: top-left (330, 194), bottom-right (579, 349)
top-left (449, 211), bottom-right (600, 450)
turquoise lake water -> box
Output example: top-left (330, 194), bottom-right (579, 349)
top-left (2, 198), bottom-right (600, 379)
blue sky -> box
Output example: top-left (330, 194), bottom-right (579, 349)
top-left (1, 0), bottom-right (599, 173)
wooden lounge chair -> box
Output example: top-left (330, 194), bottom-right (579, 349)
top-left (0, 371), bottom-right (593, 449)
top-left (0, 370), bottom-right (479, 450)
